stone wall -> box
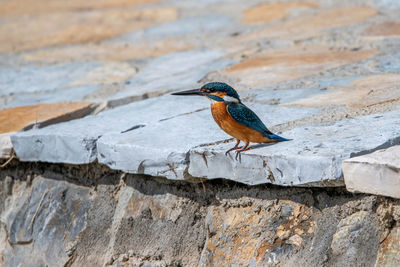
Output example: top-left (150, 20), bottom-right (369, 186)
top-left (1, 162), bottom-right (399, 266)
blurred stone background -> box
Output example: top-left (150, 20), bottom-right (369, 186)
top-left (1, 0), bottom-right (400, 266)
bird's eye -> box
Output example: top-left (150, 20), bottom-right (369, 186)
top-left (202, 88), bottom-right (213, 93)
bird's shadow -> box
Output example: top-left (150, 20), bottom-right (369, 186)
top-left (247, 143), bottom-right (277, 151)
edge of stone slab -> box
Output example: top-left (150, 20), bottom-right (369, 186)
top-left (343, 160), bottom-right (400, 199)
top-left (10, 103), bottom-right (99, 163)
top-left (343, 145), bottom-right (400, 199)
top-left (10, 105), bottom-right (400, 187)
top-left (11, 133), bottom-right (99, 164)
top-left (0, 133), bottom-right (13, 159)
top-left (96, 138), bottom-right (189, 181)
top-left (21, 103), bottom-right (98, 131)
top-left (188, 149), bottom-right (344, 187)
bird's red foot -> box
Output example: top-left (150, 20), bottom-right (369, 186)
top-left (235, 151), bottom-right (240, 160)
top-left (225, 139), bottom-right (241, 156)
top-left (225, 146), bottom-right (242, 156)
top-left (234, 142), bottom-right (250, 160)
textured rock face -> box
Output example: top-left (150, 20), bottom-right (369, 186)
top-left (376, 227), bottom-right (400, 266)
top-left (1, 177), bottom-right (90, 266)
top-left (343, 145), bottom-right (400, 198)
top-left (0, 164), bottom-right (399, 266)
top-left (330, 211), bottom-right (379, 266)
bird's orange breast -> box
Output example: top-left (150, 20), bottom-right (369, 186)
top-left (211, 102), bottom-right (272, 143)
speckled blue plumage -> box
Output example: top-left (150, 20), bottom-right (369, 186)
top-left (226, 102), bottom-right (290, 142)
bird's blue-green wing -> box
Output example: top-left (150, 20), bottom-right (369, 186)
top-left (227, 102), bottom-right (272, 134)
top-left (227, 102), bottom-right (290, 141)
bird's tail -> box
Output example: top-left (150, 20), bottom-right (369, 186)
top-left (264, 132), bottom-right (292, 142)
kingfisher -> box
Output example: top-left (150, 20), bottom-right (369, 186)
top-left (172, 82), bottom-right (291, 159)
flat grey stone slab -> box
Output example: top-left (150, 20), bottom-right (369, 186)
top-left (97, 103), bottom-right (320, 180)
top-left (12, 93), bottom-right (320, 184)
top-left (97, 109), bottom-right (226, 180)
top-left (343, 145), bottom-right (400, 199)
top-left (11, 95), bottom-right (209, 164)
top-left (12, 94), bottom-right (400, 186)
top-left (189, 109), bottom-right (400, 186)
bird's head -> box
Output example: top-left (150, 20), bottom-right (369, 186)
top-left (172, 82), bottom-right (240, 103)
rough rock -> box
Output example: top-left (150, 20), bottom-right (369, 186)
top-left (0, 164), bottom-right (399, 266)
top-left (330, 211), bottom-right (379, 266)
top-left (376, 227), bottom-right (400, 266)
top-left (343, 145), bottom-right (400, 199)
top-left (0, 176), bottom-right (90, 267)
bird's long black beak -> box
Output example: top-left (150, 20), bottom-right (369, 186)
top-left (171, 88), bottom-right (205, 96)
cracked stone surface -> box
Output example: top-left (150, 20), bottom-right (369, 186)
top-left (4, 0), bottom-right (400, 187)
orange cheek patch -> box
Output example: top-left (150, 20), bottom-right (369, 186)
top-left (212, 92), bottom-right (226, 98)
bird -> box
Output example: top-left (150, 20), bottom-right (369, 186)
top-left (172, 82), bottom-right (291, 159)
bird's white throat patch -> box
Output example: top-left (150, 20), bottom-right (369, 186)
top-left (223, 95), bottom-right (239, 103)
top-left (205, 95), bottom-right (239, 103)
top-left (207, 97), bottom-right (218, 103)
